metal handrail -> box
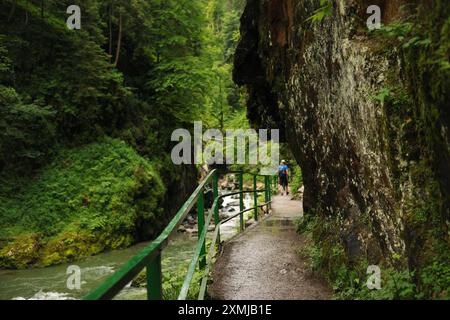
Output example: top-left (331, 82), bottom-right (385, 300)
top-left (84, 170), bottom-right (276, 300)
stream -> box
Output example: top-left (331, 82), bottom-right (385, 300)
top-left (0, 191), bottom-right (252, 300)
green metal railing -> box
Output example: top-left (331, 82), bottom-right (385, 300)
top-left (84, 170), bottom-right (276, 300)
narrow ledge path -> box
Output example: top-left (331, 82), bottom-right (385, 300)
top-left (209, 195), bottom-right (331, 300)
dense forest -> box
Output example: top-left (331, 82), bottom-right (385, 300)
top-left (0, 0), bottom-right (448, 302)
top-left (0, 0), bottom-right (247, 268)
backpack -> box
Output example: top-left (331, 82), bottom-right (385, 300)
top-left (278, 165), bottom-right (287, 177)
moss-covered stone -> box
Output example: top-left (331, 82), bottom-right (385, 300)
top-left (0, 234), bottom-right (41, 269)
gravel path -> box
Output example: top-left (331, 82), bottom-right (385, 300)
top-left (209, 195), bottom-right (331, 300)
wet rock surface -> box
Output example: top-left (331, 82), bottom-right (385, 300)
top-left (234, 0), bottom-right (450, 273)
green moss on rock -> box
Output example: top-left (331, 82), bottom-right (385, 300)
top-left (0, 234), bottom-right (40, 269)
top-left (0, 138), bottom-right (165, 269)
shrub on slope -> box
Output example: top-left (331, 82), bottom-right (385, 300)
top-left (0, 138), bottom-right (165, 268)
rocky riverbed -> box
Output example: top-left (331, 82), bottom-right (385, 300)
top-left (177, 188), bottom-right (254, 240)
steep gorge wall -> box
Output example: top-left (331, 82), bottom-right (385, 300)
top-left (235, 0), bottom-right (449, 294)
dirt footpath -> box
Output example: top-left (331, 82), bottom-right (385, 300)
top-left (209, 195), bottom-right (331, 300)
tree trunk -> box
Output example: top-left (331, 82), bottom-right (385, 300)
top-left (8, 2), bottom-right (16, 21)
top-left (219, 77), bottom-right (224, 131)
top-left (24, 0), bottom-right (29, 24)
top-left (108, 3), bottom-right (113, 61)
top-left (114, 12), bottom-right (122, 67)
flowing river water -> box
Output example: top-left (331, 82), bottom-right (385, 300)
top-left (0, 192), bottom-right (252, 300)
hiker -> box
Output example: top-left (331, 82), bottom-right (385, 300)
top-left (278, 160), bottom-right (289, 196)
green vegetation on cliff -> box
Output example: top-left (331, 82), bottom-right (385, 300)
top-left (233, 0), bottom-right (449, 300)
top-left (0, 0), bottom-right (248, 269)
top-left (300, 1), bottom-right (450, 300)
top-left (0, 138), bottom-right (165, 268)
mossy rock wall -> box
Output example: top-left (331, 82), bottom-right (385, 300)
top-left (234, 0), bottom-right (449, 298)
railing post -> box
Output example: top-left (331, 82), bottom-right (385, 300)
top-left (270, 176), bottom-right (273, 208)
top-left (253, 175), bottom-right (258, 221)
top-left (269, 176), bottom-right (272, 201)
top-left (147, 252), bottom-right (162, 300)
top-left (213, 171), bottom-right (220, 244)
top-left (264, 176), bottom-right (268, 202)
top-left (273, 176), bottom-right (277, 194)
top-left (265, 176), bottom-right (270, 212)
top-left (239, 173), bottom-right (244, 231)
top-left (197, 191), bottom-right (206, 270)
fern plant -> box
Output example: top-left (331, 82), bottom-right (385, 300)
top-left (306, 0), bottom-right (333, 24)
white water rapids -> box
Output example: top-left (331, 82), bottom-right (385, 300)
top-left (0, 191), bottom-right (252, 300)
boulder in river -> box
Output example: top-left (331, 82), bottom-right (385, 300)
top-left (186, 228), bottom-right (198, 236)
top-left (245, 219), bottom-right (255, 228)
top-left (187, 215), bottom-right (196, 225)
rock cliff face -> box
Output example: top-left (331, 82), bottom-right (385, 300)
top-left (234, 0), bottom-right (449, 288)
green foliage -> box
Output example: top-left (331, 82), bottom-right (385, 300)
top-left (162, 267), bottom-right (203, 300)
top-left (0, 0), bottom-right (248, 273)
top-left (289, 163), bottom-right (303, 197)
top-left (296, 212), bottom-right (316, 235)
top-left (0, 85), bottom-right (56, 172)
top-left (372, 85), bottom-right (412, 110)
top-left (306, 0), bottom-right (333, 24)
top-left (419, 259), bottom-right (450, 299)
top-left (0, 0), bottom-right (135, 173)
top-left (373, 21), bottom-right (432, 51)
top-left (373, 22), bottom-right (414, 41)
top-left (332, 267), bottom-right (418, 300)
top-left (0, 0), bottom-right (248, 173)
top-left (297, 214), bottom-right (416, 300)
top-left (297, 209), bottom-right (449, 300)
top-left (132, 256), bottom-right (204, 300)
top-left (199, 0), bottom-right (248, 132)
top-left (0, 36), bottom-right (11, 73)
top-left (372, 87), bottom-right (391, 104)
top-left (0, 138), bottom-right (165, 267)
top-left (0, 138), bottom-right (164, 238)
top-left (143, 0), bottom-right (212, 124)
top-left (371, 3), bottom-right (450, 75)
top-left (148, 55), bottom-right (210, 123)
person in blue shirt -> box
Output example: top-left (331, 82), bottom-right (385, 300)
top-left (278, 160), bottom-right (289, 196)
